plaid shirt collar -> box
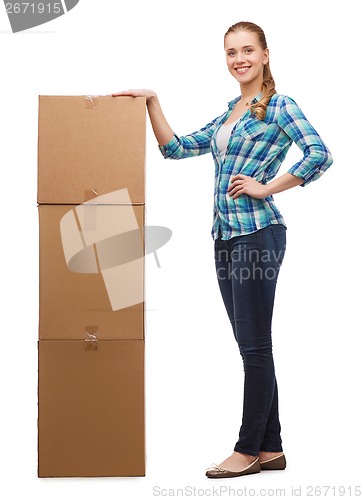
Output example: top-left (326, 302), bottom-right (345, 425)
top-left (227, 92), bottom-right (262, 110)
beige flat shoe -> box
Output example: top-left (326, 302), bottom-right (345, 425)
top-left (206, 457), bottom-right (261, 479)
top-left (260, 453), bottom-right (286, 470)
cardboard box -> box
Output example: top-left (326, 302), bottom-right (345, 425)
top-left (38, 95), bottom-right (146, 478)
top-left (38, 339), bottom-right (145, 477)
top-left (37, 96), bottom-right (146, 204)
top-left (39, 203), bottom-right (144, 340)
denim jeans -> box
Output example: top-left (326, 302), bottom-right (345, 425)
top-left (214, 224), bottom-right (286, 456)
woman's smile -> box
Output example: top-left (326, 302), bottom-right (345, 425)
top-left (235, 66), bottom-right (251, 74)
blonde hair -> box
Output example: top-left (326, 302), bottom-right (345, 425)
top-left (224, 21), bottom-right (276, 121)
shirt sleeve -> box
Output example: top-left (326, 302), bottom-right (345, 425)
top-left (158, 114), bottom-right (224, 160)
top-left (277, 96), bottom-right (333, 186)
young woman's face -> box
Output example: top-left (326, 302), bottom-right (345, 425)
top-left (224, 30), bottom-right (269, 88)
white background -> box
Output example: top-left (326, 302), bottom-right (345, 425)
top-left (1, 1), bottom-right (362, 499)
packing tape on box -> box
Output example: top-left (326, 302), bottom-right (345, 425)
top-left (85, 95), bottom-right (99, 109)
top-left (60, 188), bottom-right (144, 311)
top-left (84, 326), bottom-right (99, 351)
top-left (84, 189), bottom-right (98, 201)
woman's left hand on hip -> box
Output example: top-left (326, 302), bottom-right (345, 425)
top-left (228, 174), bottom-right (268, 199)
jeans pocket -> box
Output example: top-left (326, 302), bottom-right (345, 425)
top-left (270, 224), bottom-right (287, 266)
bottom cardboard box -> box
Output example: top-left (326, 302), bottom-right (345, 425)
top-left (38, 339), bottom-right (145, 477)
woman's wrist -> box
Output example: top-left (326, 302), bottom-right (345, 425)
top-left (263, 183), bottom-right (273, 197)
top-left (146, 93), bottom-right (158, 105)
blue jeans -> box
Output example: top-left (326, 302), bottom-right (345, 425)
top-left (214, 224), bottom-right (286, 456)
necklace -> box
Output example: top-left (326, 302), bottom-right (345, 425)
top-left (243, 99), bottom-right (252, 106)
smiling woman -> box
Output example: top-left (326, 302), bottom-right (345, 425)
top-left (112, 19), bottom-right (333, 480)
top-left (223, 21), bottom-right (275, 123)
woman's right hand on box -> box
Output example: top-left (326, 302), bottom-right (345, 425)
top-left (112, 89), bottom-right (173, 146)
top-left (112, 89), bottom-right (157, 103)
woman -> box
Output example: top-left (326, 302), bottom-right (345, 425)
top-left (113, 21), bottom-right (333, 479)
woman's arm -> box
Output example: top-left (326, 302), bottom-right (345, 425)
top-left (112, 88), bottom-right (221, 159)
top-left (229, 96), bottom-right (333, 200)
top-left (277, 96), bottom-right (333, 186)
top-left (112, 89), bottom-right (174, 146)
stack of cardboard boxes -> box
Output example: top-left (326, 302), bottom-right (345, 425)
top-left (37, 95), bottom-right (146, 477)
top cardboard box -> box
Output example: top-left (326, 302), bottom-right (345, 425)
top-left (38, 95), bottom-right (146, 204)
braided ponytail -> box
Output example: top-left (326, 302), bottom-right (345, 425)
top-left (224, 21), bottom-right (276, 121)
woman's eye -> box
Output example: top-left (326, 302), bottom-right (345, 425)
top-left (227, 51), bottom-right (236, 56)
top-left (245, 49), bottom-right (252, 54)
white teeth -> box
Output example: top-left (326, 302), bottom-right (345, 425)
top-left (236, 67), bottom-right (250, 74)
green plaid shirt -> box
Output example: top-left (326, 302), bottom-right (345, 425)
top-left (159, 93), bottom-right (333, 240)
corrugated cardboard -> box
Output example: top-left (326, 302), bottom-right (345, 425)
top-left (37, 96), bottom-right (146, 204)
top-left (38, 339), bottom-right (145, 477)
top-left (38, 94), bottom-right (146, 478)
top-left (38, 204), bottom-right (144, 340)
